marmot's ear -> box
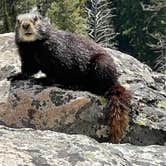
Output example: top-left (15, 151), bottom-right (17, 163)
top-left (43, 17), bottom-right (51, 25)
top-left (37, 15), bottom-right (50, 25)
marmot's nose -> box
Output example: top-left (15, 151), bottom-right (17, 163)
top-left (22, 22), bottom-right (30, 30)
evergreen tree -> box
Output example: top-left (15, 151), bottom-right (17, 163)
top-left (153, 35), bottom-right (166, 73)
top-left (141, 0), bottom-right (166, 72)
top-left (86, 0), bottom-right (117, 48)
top-left (36, 0), bottom-right (54, 16)
top-left (46, 0), bottom-right (86, 34)
top-left (2, 0), bottom-right (12, 33)
top-left (112, 0), bottom-right (166, 71)
top-left (0, 0), bottom-right (36, 33)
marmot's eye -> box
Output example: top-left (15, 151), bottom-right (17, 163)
top-left (33, 16), bottom-right (38, 22)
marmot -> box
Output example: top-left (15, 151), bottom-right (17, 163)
top-left (9, 13), bottom-right (131, 143)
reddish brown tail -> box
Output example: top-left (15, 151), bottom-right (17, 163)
top-left (107, 83), bottom-right (131, 143)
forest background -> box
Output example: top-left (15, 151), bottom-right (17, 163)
top-left (0, 0), bottom-right (165, 73)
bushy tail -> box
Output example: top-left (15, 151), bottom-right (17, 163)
top-left (107, 83), bottom-right (131, 143)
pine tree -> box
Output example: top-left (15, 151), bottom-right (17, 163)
top-left (153, 35), bottom-right (166, 73)
top-left (0, 0), bottom-right (37, 33)
top-left (141, 0), bottom-right (166, 73)
top-left (46, 0), bottom-right (86, 34)
top-left (36, 0), bottom-right (54, 16)
top-left (2, 0), bottom-right (11, 33)
top-left (86, 0), bottom-right (117, 48)
top-left (112, 0), bottom-right (166, 71)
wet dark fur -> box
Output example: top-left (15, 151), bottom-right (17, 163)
top-left (11, 15), bottom-right (131, 143)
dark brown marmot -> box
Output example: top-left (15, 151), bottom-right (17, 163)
top-left (9, 13), bottom-right (131, 143)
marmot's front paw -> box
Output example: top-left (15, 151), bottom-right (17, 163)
top-left (7, 73), bottom-right (29, 81)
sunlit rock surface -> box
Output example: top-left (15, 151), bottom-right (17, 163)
top-left (0, 33), bottom-right (165, 146)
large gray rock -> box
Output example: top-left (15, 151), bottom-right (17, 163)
top-left (0, 33), bottom-right (166, 145)
top-left (0, 125), bottom-right (165, 166)
top-left (108, 49), bottom-right (166, 145)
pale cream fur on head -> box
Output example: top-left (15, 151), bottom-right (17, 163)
top-left (16, 13), bottom-right (43, 42)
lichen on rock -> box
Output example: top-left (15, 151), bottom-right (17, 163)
top-left (0, 33), bottom-right (166, 146)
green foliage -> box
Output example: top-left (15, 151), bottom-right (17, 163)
top-left (3, 9), bottom-right (11, 32)
top-left (0, 0), bottom-right (12, 33)
top-left (46, 0), bottom-right (87, 34)
top-left (0, 0), bottom-right (36, 33)
top-left (3, 1), bottom-right (11, 32)
top-left (112, 0), bottom-right (166, 70)
top-left (86, 0), bottom-right (117, 48)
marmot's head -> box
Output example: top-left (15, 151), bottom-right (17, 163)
top-left (15, 13), bottom-right (46, 43)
